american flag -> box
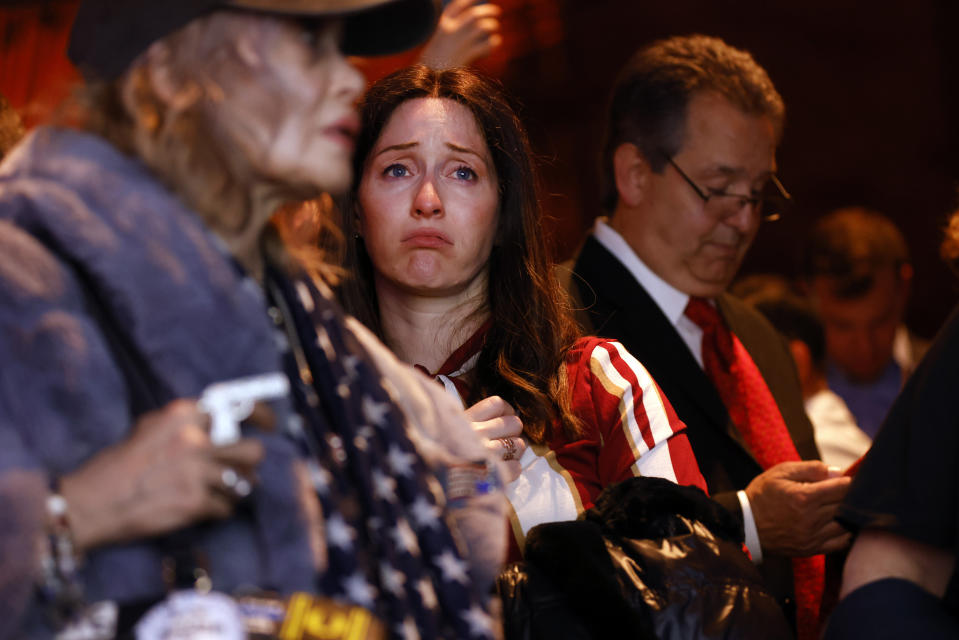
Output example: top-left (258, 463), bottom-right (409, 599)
top-left (266, 268), bottom-right (494, 640)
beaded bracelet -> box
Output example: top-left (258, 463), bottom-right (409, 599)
top-left (37, 486), bottom-right (86, 627)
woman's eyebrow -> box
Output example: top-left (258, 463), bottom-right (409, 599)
top-left (372, 141), bottom-right (488, 164)
top-left (373, 141), bottom-right (418, 157)
top-left (446, 142), bottom-right (484, 159)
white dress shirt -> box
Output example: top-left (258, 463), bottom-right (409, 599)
top-left (592, 218), bottom-right (764, 563)
top-left (593, 219), bottom-right (705, 365)
top-left (805, 389), bottom-right (871, 470)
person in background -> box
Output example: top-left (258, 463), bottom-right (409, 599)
top-left (733, 275), bottom-right (869, 469)
top-left (420, 0), bottom-right (502, 69)
top-left (340, 64), bottom-right (707, 559)
top-left (0, 2), bottom-right (507, 639)
top-left (824, 209), bottom-right (959, 639)
top-left (800, 206), bottom-right (928, 438)
top-left (564, 35), bottom-right (850, 639)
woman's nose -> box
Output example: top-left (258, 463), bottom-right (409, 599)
top-left (413, 178), bottom-right (443, 218)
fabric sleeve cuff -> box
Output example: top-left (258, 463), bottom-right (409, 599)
top-left (738, 490), bottom-right (763, 564)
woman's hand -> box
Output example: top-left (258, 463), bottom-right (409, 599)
top-left (59, 399), bottom-right (264, 553)
top-left (419, 0), bottom-right (502, 69)
top-left (464, 395), bottom-right (525, 481)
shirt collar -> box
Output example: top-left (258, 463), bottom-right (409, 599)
top-left (593, 218), bottom-right (691, 327)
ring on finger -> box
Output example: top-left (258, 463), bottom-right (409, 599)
top-left (498, 437), bottom-right (518, 461)
top-left (221, 467), bottom-right (252, 499)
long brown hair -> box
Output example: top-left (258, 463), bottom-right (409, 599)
top-left (341, 65), bottom-right (581, 443)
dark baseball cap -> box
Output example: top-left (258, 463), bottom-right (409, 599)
top-left (68, 0), bottom-right (441, 80)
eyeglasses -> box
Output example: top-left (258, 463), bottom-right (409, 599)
top-left (660, 152), bottom-right (793, 222)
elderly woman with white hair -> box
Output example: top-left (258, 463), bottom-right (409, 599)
top-left (0, 1), bottom-right (506, 638)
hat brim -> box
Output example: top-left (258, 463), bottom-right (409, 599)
top-left (69, 0), bottom-right (439, 80)
top-left (226, 0), bottom-right (440, 56)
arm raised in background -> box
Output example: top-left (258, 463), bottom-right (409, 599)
top-left (419, 0), bottom-right (502, 69)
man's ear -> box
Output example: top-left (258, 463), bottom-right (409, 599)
top-left (612, 142), bottom-right (650, 208)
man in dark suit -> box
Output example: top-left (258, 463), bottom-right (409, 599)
top-left (566, 35), bottom-right (852, 637)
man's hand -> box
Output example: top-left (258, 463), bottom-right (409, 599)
top-left (60, 399), bottom-right (264, 553)
top-left (745, 460), bottom-right (852, 557)
top-left (464, 395), bottom-right (525, 481)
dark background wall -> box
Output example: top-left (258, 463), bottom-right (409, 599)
top-left (492, 0), bottom-right (959, 339)
top-left (3, 0), bottom-right (959, 337)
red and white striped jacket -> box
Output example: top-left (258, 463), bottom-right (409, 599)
top-left (429, 333), bottom-right (707, 559)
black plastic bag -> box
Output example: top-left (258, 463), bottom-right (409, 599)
top-left (496, 477), bottom-right (793, 640)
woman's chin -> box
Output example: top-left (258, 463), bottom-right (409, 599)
top-left (400, 277), bottom-right (454, 296)
top-left (404, 254), bottom-right (447, 282)
top-left (265, 156), bottom-right (351, 199)
top-left (297, 171), bottom-right (351, 199)
top-left (378, 259), bottom-right (484, 300)
top-left (391, 276), bottom-right (469, 300)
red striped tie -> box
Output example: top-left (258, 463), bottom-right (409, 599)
top-left (685, 296), bottom-right (824, 640)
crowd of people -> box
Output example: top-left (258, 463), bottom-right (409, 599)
top-left (0, 1), bottom-right (956, 639)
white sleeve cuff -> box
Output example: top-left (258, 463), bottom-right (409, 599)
top-left (737, 490), bottom-right (763, 565)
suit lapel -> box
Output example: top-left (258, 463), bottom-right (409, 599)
top-left (572, 236), bottom-right (750, 452)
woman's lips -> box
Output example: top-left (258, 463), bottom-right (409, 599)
top-left (402, 229), bottom-right (452, 248)
top-left (324, 115), bottom-right (360, 149)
